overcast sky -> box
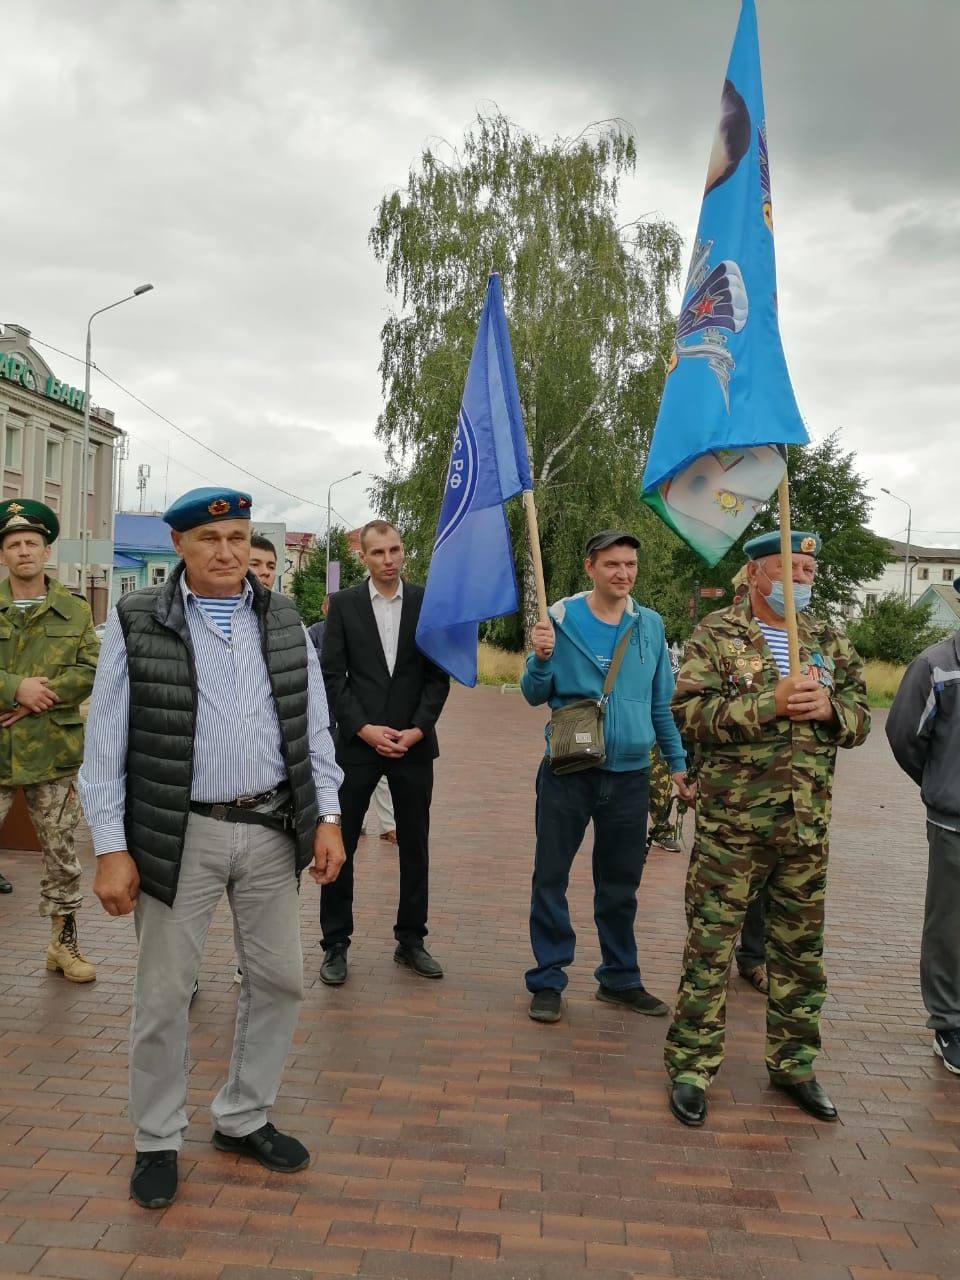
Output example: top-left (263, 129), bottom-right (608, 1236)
top-left (4, 1), bottom-right (957, 547)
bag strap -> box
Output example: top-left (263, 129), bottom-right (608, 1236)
top-left (600, 619), bottom-right (635, 703)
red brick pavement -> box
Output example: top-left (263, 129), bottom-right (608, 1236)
top-left (0, 686), bottom-right (957, 1279)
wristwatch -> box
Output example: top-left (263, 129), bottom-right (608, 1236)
top-left (317, 814), bottom-right (342, 827)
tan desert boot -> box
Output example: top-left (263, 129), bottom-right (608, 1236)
top-left (47, 914), bottom-right (96, 983)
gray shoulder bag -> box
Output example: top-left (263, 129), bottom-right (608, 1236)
top-left (547, 623), bottom-right (634, 775)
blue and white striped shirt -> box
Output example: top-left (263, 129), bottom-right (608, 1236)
top-left (78, 575), bottom-right (343, 855)
top-left (757, 621), bottom-right (791, 678)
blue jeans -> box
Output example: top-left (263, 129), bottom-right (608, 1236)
top-left (525, 759), bottom-right (650, 993)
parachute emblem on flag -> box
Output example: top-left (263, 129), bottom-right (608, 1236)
top-left (667, 239), bottom-right (748, 411)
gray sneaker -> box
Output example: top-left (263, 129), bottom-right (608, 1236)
top-left (528, 990), bottom-right (562, 1023)
top-left (596, 984), bottom-right (669, 1016)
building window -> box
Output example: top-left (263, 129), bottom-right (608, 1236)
top-left (149, 564), bottom-right (168, 586)
top-left (916, 567), bottom-right (929, 582)
top-left (943, 568), bottom-right (954, 582)
top-left (864, 593), bottom-right (878, 615)
top-left (119, 574), bottom-right (138, 596)
top-left (45, 438), bottom-right (62, 482)
top-left (4, 424), bottom-right (23, 471)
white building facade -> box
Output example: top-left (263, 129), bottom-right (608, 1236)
top-left (851, 539), bottom-right (960, 616)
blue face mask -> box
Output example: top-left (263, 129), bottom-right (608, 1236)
top-left (765, 579), bottom-right (812, 616)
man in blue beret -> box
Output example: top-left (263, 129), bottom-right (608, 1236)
top-left (665, 530), bottom-right (871, 1127)
top-left (79, 487), bottom-right (345, 1210)
top-left (886, 574), bottom-right (960, 1079)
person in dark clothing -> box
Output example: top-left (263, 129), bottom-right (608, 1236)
top-left (319, 520), bottom-right (449, 985)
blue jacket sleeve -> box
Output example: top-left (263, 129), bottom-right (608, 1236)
top-left (520, 653), bottom-right (554, 706)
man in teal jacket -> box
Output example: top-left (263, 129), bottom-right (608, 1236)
top-left (521, 529), bottom-right (694, 1024)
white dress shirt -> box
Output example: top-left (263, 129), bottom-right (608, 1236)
top-left (368, 576), bottom-right (403, 676)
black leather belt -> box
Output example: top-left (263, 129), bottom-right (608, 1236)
top-left (189, 784), bottom-right (291, 830)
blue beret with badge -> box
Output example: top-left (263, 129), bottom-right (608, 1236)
top-left (162, 487), bottom-right (253, 532)
top-left (0, 498), bottom-right (60, 545)
top-left (743, 530), bottom-right (821, 561)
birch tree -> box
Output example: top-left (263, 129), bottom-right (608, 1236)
top-left (369, 111), bottom-right (683, 641)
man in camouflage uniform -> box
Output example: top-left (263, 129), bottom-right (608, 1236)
top-left (0, 499), bottom-right (99, 981)
top-left (664, 531), bottom-right (870, 1127)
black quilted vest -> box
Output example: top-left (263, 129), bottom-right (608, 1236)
top-left (115, 563), bottom-right (317, 906)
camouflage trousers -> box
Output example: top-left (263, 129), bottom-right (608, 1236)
top-left (647, 747), bottom-right (674, 840)
top-left (0, 778), bottom-right (83, 917)
top-left (664, 811), bottom-right (828, 1088)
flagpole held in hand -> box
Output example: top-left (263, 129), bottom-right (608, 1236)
top-left (777, 473), bottom-right (801, 676)
top-left (523, 489), bottom-right (549, 626)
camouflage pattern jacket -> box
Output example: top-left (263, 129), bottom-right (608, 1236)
top-left (0, 579), bottom-right (100, 786)
top-left (672, 595), bottom-right (870, 846)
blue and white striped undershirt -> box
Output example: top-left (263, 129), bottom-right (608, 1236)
top-left (757, 621), bottom-right (791, 678)
top-left (12, 596), bottom-right (46, 613)
top-left (195, 594), bottom-right (243, 639)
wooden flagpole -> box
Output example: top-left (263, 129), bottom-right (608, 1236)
top-left (777, 473), bottom-right (801, 676)
top-left (522, 489), bottom-right (549, 625)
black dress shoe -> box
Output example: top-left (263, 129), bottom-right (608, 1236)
top-left (669, 1081), bottom-right (707, 1127)
top-left (320, 943), bottom-right (348, 986)
top-left (0, 872), bottom-right (12, 894)
top-left (212, 1122), bottom-right (309, 1171)
top-left (772, 1076), bottom-right (838, 1121)
top-left (394, 943), bottom-right (443, 978)
top-left (130, 1149), bottom-right (178, 1208)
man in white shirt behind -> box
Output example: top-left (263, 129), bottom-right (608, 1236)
top-left (318, 520), bottom-right (450, 986)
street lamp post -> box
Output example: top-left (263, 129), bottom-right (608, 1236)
top-left (880, 486), bottom-right (912, 604)
top-left (325, 470), bottom-right (361, 594)
top-left (80, 283), bottom-right (154, 602)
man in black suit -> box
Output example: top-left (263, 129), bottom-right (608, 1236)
top-left (319, 520), bottom-right (450, 984)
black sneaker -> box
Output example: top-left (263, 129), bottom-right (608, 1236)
top-left (320, 943), bottom-right (348, 986)
top-left (596, 984), bottom-right (669, 1016)
top-left (934, 1028), bottom-right (960, 1075)
top-left (528, 990), bottom-right (562, 1023)
top-left (212, 1122), bottom-right (309, 1172)
top-left (130, 1149), bottom-right (178, 1208)
top-left (0, 871), bottom-right (12, 894)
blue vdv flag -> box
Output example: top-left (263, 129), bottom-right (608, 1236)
top-left (416, 274), bottom-right (532, 686)
top-left (641, 0), bottom-right (808, 566)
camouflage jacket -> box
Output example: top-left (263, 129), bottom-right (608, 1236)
top-left (672, 595), bottom-right (870, 846)
top-left (0, 578), bottom-right (100, 785)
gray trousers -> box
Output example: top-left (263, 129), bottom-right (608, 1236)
top-left (130, 813), bottom-right (304, 1152)
top-left (923, 823), bottom-right (960, 1031)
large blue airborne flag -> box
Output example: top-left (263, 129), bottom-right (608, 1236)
top-left (641, 0), bottom-right (808, 565)
top-left (415, 274), bottom-right (531, 686)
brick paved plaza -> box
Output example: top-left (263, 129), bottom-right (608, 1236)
top-left (1, 687), bottom-right (958, 1280)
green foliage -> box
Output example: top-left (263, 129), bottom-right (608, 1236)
top-left (847, 594), bottom-right (947, 665)
top-left (369, 110), bottom-right (683, 636)
top-left (644, 433), bottom-right (891, 637)
top-left (290, 526), bottom-right (365, 625)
